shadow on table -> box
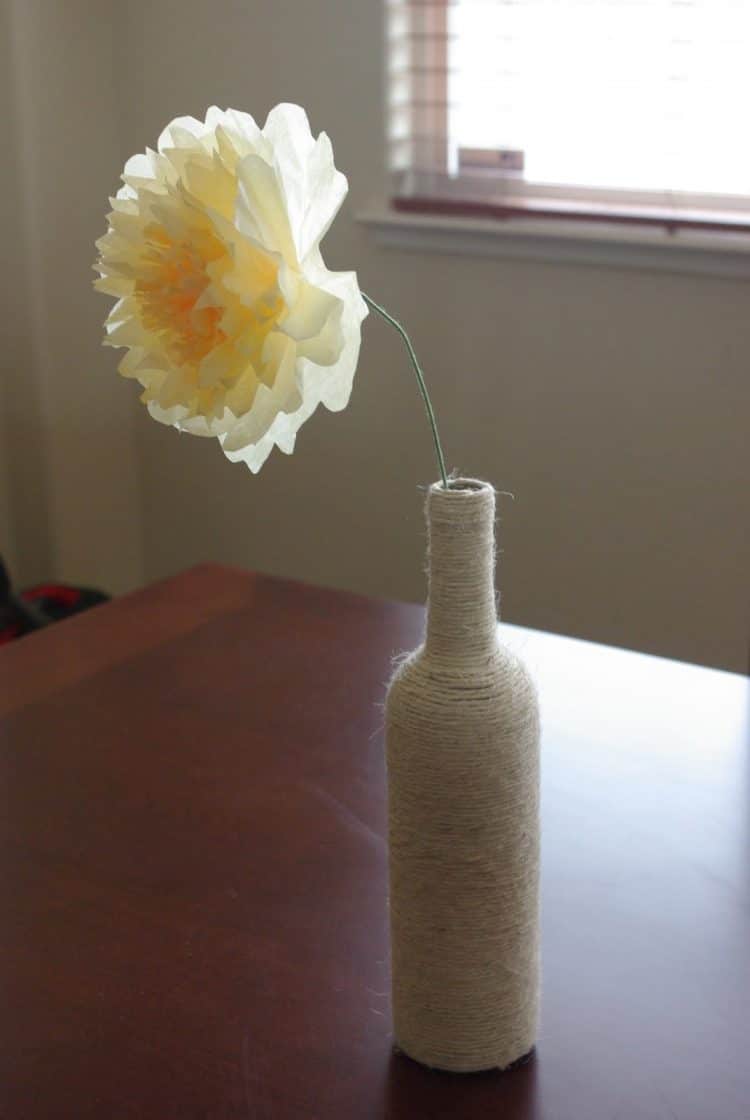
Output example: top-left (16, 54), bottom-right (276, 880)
top-left (382, 1046), bottom-right (540, 1119)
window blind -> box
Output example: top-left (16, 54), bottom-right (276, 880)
top-left (387, 0), bottom-right (750, 226)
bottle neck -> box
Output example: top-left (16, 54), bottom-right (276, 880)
top-left (424, 479), bottom-right (499, 662)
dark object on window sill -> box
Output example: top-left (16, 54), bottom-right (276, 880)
top-left (0, 557), bottom-right (109, 645)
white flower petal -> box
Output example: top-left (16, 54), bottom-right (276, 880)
top-left (262, 104), bottom-right (348, 263)
top-left (157, 115), bottom-right (212, 152)
top-left (274, 427), bottom-right (297, 455)
top-left (220, 383), bottom-right (280, 451)
top-left (220, 334), bottom-right (298, 452)
top-left (123, 152), bottom-right (155, 182)
top-left (299, 268), bottom-right (368, 411)
top-left (297, 133), bottom-right (348, 262)
top-left (204, 106), bottom-right (227, 131)
top-left (221, 430), bottom-right (276, 474)
top-left (179, 412), bottom-right (231, 437)
top-left (225, 108), bottom-right (268, 157)
top-left (235, 154), bottom-right (296, 263)
top-left (280, 280), bottom-right (342, 344)
top-left (147, 399), bottom-right (190, 428)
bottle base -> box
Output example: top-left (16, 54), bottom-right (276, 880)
top-left (392, 1041), bottom-right (536, 1075)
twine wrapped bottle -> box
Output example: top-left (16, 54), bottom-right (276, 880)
top-left (385, 478), bottom-right (540, 1073)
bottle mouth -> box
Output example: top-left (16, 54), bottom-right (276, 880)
top-left (430, 477), bottom-right (494, 497)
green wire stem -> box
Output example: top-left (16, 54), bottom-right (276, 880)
top-left (362, 292), bottom-right (448, 489)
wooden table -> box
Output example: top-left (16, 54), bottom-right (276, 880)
top-left (1, 565), bottom-right (748, 1119)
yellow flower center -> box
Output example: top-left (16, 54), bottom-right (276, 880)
top-left (131, 217), bottom-right (287, 423)
top-left (136, 224), bottom-right (228, 368)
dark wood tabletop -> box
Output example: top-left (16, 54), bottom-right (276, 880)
top-left (1, 564), bottom-right (748, 1120)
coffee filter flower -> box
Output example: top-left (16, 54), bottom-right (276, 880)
top-left (95, 104), bottom-right (367, 472)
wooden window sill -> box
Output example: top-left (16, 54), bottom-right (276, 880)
top-left (357, 202), bottom-right (750, 280)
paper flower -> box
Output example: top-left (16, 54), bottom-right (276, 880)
top-left (94, 104), bottom-right (367, 472)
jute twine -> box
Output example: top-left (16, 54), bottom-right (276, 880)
top-left (385, 479), bottom-right (540, 1073)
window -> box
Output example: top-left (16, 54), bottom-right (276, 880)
top-left (387, 0), bottom-right (750, 231)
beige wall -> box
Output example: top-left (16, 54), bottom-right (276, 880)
top-left (0, 381), bottom-right (19, 582)
top-left (3, 0), bottom-right (748, 672)
top-left (1, 0), bottom-right (52, 586)
top-left (1, 0), bottom-right (143, 594)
